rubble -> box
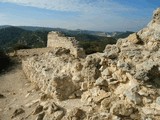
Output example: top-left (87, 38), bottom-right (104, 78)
top-left (11, 108), bottom-right (25, 118)
top-left (22, 8), bottom-right (160, 119)
top-left (67, 108), bottom-right (86, 120)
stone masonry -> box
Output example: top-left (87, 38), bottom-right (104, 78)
top-left (47, 31), bottom-right (85, 58)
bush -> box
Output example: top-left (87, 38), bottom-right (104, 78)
top-left (79, 39), bottom-right (117, 54)
top-left (0, 50), bottom-right (11, 71)
top-left (12, 44), bottom-right (31, 51)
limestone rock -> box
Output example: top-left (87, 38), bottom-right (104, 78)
top-left (94, 77), bottom-right (108, 86)
top-left (25, 99), bottom-right (40, 108)
top-left (11, 108), bottom-right (25, 118)
top-left (67, 108), bottom-right (86, 120)
top-left (156, 96), bottom-right (160, 105)
top-left (128, 33), bottom-right (142, 44)
top-left (81, 87), bottom-right (111, 105)
top-left (152, 8), bottom-right (160, 24)
top-left (100, 97), bottom-right (112, 110)
top-left (33, 105), bottom-right (43, 115)
top-left (36, 112), bottom-right (45, 120)
top-left (93, 91), bottom-right (111, 104)
top-left (47, 31), bottom-right (85, 58)
top-left (124, 90), bottom-right (142, 105)
top-left (53, 110), bottom-right (64, 120)
top-left (40, 94), bottom-right (49, 101)
top-left (104, 45), bottom-right (119, 59)
top-left (110, 101), bottom-right (135, 116)
top-left (40, 101), bottom-right (59, 112)
top-left (142, 107), bottom-right (160, 115)
top-left (137, 8), bottom-right (160, 43)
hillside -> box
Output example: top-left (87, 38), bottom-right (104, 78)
top-left (113, 31), bottom-right (134, 39)
top-left (74, 34), bottom-right (117, 54)
top-left (0, 26), bottom-right (117, 54)
top-left (0, 27), bottom-right (26, 48)
top-left (0, 27), bottom-right (48, 51)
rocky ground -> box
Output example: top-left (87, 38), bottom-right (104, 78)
top-left (0, 64), bottom-right (40, 120)
top-left (0, 64), bottom-right (91, 120)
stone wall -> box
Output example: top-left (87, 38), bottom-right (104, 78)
top-left (22, 48), bottom-right (79, 101)
top-left (47, 31), bottom-right (85, 58)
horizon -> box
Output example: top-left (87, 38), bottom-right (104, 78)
top-left (0, 0), bottom-right (160, 32)
top-left (0, 24), bottom-right (135, 33)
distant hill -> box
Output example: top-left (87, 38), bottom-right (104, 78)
top-left (0, 27), bottom-right (26, 48)
top-left (0, 25), bottom-right (133, 54)
top-left (113, 31), bottom-right (134, 39)
top-left (0, 27), bottom-right (48, 51)
top-left (0, 25), bottom-right (134, 37)
top-left (0, 25), bottom-right (11, 29)
top-left (74, 34), bottom-right (117, 54)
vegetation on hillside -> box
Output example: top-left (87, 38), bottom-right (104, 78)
top-left (114, 31), bottom-right (134, 39)
top-left (74, 34), bottom-right (117, 54)
top-left (0, 27), bottom-right (48, 52)
top-left (0, 26), bottom-right (134, 54)
top-left (0, 27), bottom-right (26, 47)
top-left (0, 50), bottom-right (11, 72)
top-left (12, 44), bottom-right (31, 51)
top-left (0, 26), bottom-right (118, 54)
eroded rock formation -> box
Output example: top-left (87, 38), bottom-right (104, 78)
top-left (22, 8), bottom-right (160, 120)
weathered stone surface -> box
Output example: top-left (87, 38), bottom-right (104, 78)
top-left (156, 96), bottom-right (160, 105)
top-left (67, 108), bottom-right (86, 120)
top-left (110, 101), bottom-right (135, 116)
top-left (52, 110), bottom-right (64, 120)
top-left (152, 8), bottom-right (160, 24)
top-left (128, 33), bottom-right (142, 44)
top-left (104, 45), bottom-right (119, 59)
top-left (33, 105), bottom-right (43, 115)
top-left (11, 108), bottom-right (25, 118)
top-left (94, 77), bottom-right (108, 86)
top-left (36, 112), bottom-right (45, 120)
top-left (46, 102), bottom-right (60, 114)
top-left (47, 31), bottom-right (85, 58)
top-left (100, 96), bottom-right (114, 110)
top-left (137, 8), bottom-right (160, 43)
top-left (22, 52), bottom-right (77, 101)
top-left (142, 107), bottom-right (160, 115)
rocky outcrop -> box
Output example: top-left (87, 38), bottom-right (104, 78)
top-left (138, 8), bottom-right (160, 43)
top-left (22, 8), bottom-right (160, 120)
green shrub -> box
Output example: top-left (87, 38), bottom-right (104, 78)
top-left (12, 44), bottom-right (31, 51)
top-left (0, 50), bottom-right (11, 71)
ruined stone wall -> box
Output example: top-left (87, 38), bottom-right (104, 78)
top-left (47, 31), bottom-right (85, 58)
top-left (22, 49), bottom-right (79, 101)
top-left (22, 8), bottom-right (160, 120)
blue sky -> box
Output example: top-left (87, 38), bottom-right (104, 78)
top-left (0, 0), bottom-right (159, 32)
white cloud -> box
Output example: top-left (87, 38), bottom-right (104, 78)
top-left (0, 0), bottom-right (136, 13)
top-left (0, 0), bottom-right (149, 31)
